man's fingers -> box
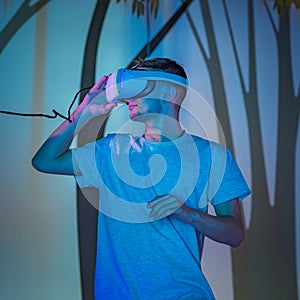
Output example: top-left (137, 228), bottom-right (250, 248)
top-left (147, 194), bottom-right (173, 209)
top-left (94, 76), bottom-right (108, 90)
top-left (149, 201), bottom-right (180, 219)
top-left (148, 194), bottom-right (182, 219)
top-left (88, 76), bottom-right (108, 95)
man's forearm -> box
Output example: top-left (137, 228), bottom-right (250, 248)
top-left (31, 76), bottom-right (115, 174)
top-left (35, 102), bottom-right (93, 158)
top-left (31, 109), bottom-right (82, 173)
top-left (174, 205), bottom-right (244, 247)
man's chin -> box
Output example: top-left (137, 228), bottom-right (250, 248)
top-left (130, 114), bottom-right (144, 123)
top-left (130, 116), bottom-right (140, 122)
top-left (129, 112), bottom-right (137, 120)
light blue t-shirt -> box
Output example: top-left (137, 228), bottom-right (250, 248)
top-left (72, 133), bottom-right (250, 300)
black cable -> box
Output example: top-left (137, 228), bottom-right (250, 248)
top-left (0, 86), bottom-right (92, 123)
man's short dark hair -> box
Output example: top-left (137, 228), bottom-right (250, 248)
top-left (133, 57), bottom-right (187, 79)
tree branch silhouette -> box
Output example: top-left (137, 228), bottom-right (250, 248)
top-left (183, 6), bottom-right (209, 62)
top-left (127, 0), bottom-right (194, 68)
top-left (185, 0), bottom-right (234, 149)
top-left (222, 0), bottom-right (247, 95)
top-left (263, 0), bottom-right (280, 42)
top-left (0, 0), bottom-right (52, 54)
top-left (195, 0), bottom-right (233, 152)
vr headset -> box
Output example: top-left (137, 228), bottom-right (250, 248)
top-left (105, 68), bottom-right (188, 103)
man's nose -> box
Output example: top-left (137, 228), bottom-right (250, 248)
top-left (120, 99), bottom-right (137, 105)
top-left (119, 99), bottom-right (129, 105)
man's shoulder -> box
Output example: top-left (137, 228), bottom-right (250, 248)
top-left (189, 134), bottom-right (225, 148)
top-left (185, 134), bottom-right (229, 159)
top-left (187, 133), bottom-right (212, 149)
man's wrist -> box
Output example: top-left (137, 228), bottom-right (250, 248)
top-left (172, 205), bottom-right (194, 224)
top-left (71, 106), bottom-right (93, 133)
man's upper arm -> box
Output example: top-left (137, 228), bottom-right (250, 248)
top-left (32, 149), bottom-right (75, 175)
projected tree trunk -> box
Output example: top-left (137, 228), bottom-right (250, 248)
top-left (198, 0), bottom-right (298, 298)
top-left (77, 2), bottom-right (111, 299)
top-left (185, 0), bottom-right (298, 298)
top-left (226, 1), bottom-right (298, 299)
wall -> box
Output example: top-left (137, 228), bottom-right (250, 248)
top-left (0, 0), bottom-right (299, 299)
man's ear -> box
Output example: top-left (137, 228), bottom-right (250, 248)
top-left (163, 85), bottom-right (176, 101)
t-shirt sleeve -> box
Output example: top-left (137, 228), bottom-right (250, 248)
top-left (208, 143), bottom-right (251, 207)
top-left (71, 141), bottom-right (101, 189)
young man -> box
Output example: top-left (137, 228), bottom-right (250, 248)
top-left (32, 58), bottom-right (250, 299)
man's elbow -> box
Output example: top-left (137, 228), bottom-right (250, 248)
top-left (230, 226), bottom-right (245, 248)
top-left (31, 154), bottom-right (48, 173)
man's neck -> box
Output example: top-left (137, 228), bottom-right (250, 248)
top-left (143, 122), bottom-right (184, 142)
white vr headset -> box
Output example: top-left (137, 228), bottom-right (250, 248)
top-left (105, 68), bottom-right (188, 103)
